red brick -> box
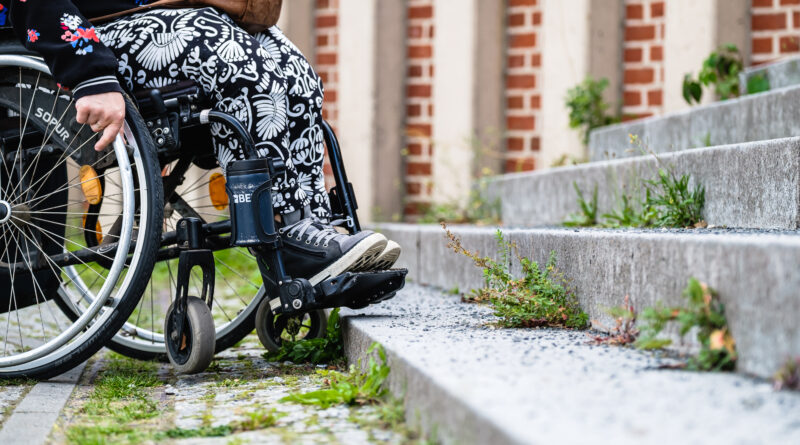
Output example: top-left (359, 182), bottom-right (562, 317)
top-left (509, 0), bottom-right (536, 6)
top-left (316, 15), bottom-right (337, 28)
top-left (403, 202), bottom-right (428, 216)
top-left (510, 32), bottom-right (537, 48)
top-left (626, 4), bottom-right (643, 20)
top-left (406, 183), bottom-right (422, 195)
top-left (623, 91), bottom-right (641, 106)
top-left (406, 124), bottom-right (432, 137)
top-left (509, 13), bottom-right (525, 27)
top-left (530, 137), bottom-right (540, 151)
top-left (408, 65), bottom-right (423, 77)
top-left (753, 0), bottom-right (773, 6)
top-left (317, 35), bottom-right (328, 47)
top-left (407, 85), bottom-right (432, 98)
top-left (406, 162), bottom-right (432, 176)
top-left (752, 13), bottom-right (787, 31)
top-left (624, 48), bottom-right (643, 62)
top-left (530, 95), bottom-right (541, 109)
top-left (408, 45), bottom-right (433, 59)
top-left (505, 157), bottom-right (536, 173)
top-left (407, 143), bottom-right (423, 156)
top-left (753, 37), bottom-right (773, 54)
top-left (532, 12), bottom-right (542, 26)
top-left (794, 11), bottom-right (800, 28)
top-left (407, 104), bottom-right (422, 117)
top-left (317, 52), bottom-right (337, 65)
top-left (506, 137), bottom-right (524, 151)
top-left (508, 55), bottom-right (526, 68)
top-left (651, 2), bottom-right (664, 18)
top-left (647, 89), bottom-right (663, 106)
top-left (780, 35), bottom-right (800, 52)
top-left (507, 96), bottom-right (525, 109)
top-left (317, 0), bottom-right (330, 9)
top-left (506, 74), bottom-right (536, 89)
top-left (625, 25), bottom-right (656, 41)
top-left (507, 116), bottom-right (535, 130)
top-left (650, 45), bottom-right (663, 61)
top-left (325, 90), bottom-right (337, 103)
top-left (781, 0), bottom-right (800, 5)
top-left (624, 68), bottom-right (654, 84)
top-left (531, 53), bottom-right (541, 67)
top-left (408, 6), bottom-right (433, 19)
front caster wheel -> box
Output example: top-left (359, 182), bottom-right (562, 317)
top-left (255, 299), bottom-right (327, 352)
top-left (165, 296), bottom-right (216, 374)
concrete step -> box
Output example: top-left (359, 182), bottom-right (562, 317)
top-left (373, 223), bottom-right (800, 379)
top-left (342, 284), bottom-right (800, 445)
top-left (483, 137), bottom-right (800, 229)
top-left (740, 56), bottom-right (800, 92)
top-left (588, 84), bottom-right (800, 161)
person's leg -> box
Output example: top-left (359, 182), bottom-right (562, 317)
top-left (253, 27), bottom-right (331, 221)
top-left (96, 7), bottom-right (387, 283)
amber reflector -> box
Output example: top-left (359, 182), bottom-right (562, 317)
top-left (208, 172), bottom-right (228, 211)
top-left (79, 165), bottom-right (102, 205)
top-left (81, 214), bottom-right (103, 244)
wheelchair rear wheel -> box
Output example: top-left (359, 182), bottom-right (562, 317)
top-left (0, 61), bottom-right (163, 378)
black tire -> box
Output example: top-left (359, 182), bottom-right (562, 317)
top-left (255, 300), bottom-right (326, 353)
top-left (0, 66), bottom-right (163, 379)
top-left (165, 296), bottom-right (216, 374)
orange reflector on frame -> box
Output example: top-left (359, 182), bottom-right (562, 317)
top-left (79, 165), bottom-right (102, 205)
top-left (81, 214), bottom-right (104, 244)
top-left (209, 172), bottom-right (228, 210)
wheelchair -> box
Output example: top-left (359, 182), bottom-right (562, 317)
top-left (0, 34), bottom-right (405, 378)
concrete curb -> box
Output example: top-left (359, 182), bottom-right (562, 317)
top-left (373, 223), bottom-right (800, 378)
top-left (740, 56), bottom-right (800, 92)
top-left (0, 362), bottom-right (86, 445)
top-left (588, 85), bottom-right (800, 161)
top-left (483, 137), bottom-right (800, 229)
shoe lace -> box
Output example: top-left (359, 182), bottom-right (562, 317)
top-left (283, 218), bottom-right (343, 247)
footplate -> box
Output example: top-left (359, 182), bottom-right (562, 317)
top-left (270, 269), bottom-right (408, 315)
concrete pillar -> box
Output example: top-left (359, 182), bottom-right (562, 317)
top-left (662, 0), bottom-right (750, 112)
top-left (539, 0), bottom-right (623, 167)
top-left (431, 0), bottom-right (505, 204)
top-left (337, 0), bottom-right (407, 222)
top-left (277, 0), bottom-right (316, 62)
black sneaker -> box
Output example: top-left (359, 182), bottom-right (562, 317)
top-left (278, 217), bottom-right (387, 285)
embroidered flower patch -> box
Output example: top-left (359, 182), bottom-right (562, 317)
top-left (60, 13), bottom-right (100, 56)
top-left (27, 29), bottom-right (39, 43)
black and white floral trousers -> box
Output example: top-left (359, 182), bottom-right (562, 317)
top-left (96, 7), bottom-right (331, 219)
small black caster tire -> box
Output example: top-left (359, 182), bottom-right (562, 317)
top-left (165, 296), bottom-right (216, 374)
top-left (255, 299), bottom-right (327, 353)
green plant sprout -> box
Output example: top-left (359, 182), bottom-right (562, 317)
top-left (444, 224), bottom-right (589, 329)
top-left (565, 77), bottom-right (620, 144)
top-left (263, 308), bottom-right (344, 364)
top-left (636, 278), bottom-right (736, 372)
top-left (564, 183), bottom-right (598, 227)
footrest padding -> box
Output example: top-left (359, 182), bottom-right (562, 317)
top-left (315, 269), bottom-right (407, 310)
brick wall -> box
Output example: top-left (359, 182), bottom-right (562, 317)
top-left (751, 0), bottom-right (800, 65)
top-left (622, 0), bottom-right (664, 120)
top-left (315, 0), bottom-right (339, 127)
top-left (404, 0), bottom-right (435, 215)
top-left (504, 0), bottom-right (541, 173)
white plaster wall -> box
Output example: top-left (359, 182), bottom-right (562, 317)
top-left (540, 0), bottom-right (590, 168)
top-left (663, 0), bottom-right (717, 113)
top-left (337, 0), bottom-right (376, 223)
top-left (432, 0), bottom-right (477, 204)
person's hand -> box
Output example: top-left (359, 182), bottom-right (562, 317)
top-left (75, 92), bottom-right (125, 151)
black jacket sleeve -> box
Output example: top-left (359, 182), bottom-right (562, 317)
top-left (8, 0), bottom-right (123, 99)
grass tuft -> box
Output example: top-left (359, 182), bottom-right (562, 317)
top-left (263, 308), bottom-right (344, 364)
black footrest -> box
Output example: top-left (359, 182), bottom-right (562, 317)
top-left (270, 269), bottom-right (407, 314)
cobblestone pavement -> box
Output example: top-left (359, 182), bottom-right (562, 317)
top-left (49, 335), bottom-right (418, 445)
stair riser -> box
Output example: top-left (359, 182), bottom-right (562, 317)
top-left (485, 137), bottom-right (800, 229)
top-left (589, 86), bottom-right (800, 161)
top-left (377, 224), bottom-right (800, 378)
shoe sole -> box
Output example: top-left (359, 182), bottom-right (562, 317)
top-left (308, 233), bottom-right (388, 285)
top-left (370, 241), bottom-right (401, 270)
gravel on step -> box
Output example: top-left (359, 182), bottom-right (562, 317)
top-left (341, 284), bottom-right (800, 445)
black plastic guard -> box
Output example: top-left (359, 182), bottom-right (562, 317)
top-left (271, 269), bottom-right (407, 314)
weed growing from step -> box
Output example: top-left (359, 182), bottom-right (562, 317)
top-left (636, 278), bottom-right (736, 371)
top-left (263, 308), bottom-right (344, 365)
top-left (773, 358), bottom-right (800, 391)
top-left (444, 224), bottom-right (589, 329)
top-left (589, 295), bottom-right (639, 346)
top-left (564, 183), bottom-right (598, 227)
top-left (281, 343), bottom-right (390, 409)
